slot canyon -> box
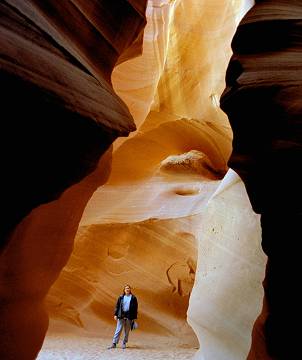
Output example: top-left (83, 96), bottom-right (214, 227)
top-left (0, 1), bottom-right (301, 359)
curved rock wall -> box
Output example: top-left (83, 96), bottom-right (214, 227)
top-left (46, 217), bottom-right (199, 346)
top-left (221, 1), bottom-right (302, 358)
top-left (0, 1), bottom-right (147, 359)
top-left (188, 170), bottom-right (266, 360)
top-left (0, 150), bottom-right (112, 359)
top-left (0, 0), bottom-right (146, 243)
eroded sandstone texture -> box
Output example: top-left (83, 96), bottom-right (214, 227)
top-left (2, 0), bottom-right (295, 358)
top-left (46, 217), bottom-right (199, 345)
top-left (0, 0), bottom-right (146, 242)
top-left (44, 0), bottom-right (264, 356)
top-left (0, 1), bottom-right (147, 359)
top-left (221, 1), bottom-right (302, 358)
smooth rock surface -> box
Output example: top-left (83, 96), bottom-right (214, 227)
top-left (0, 1), bottom-right (147, 359)
top-left (221, 1), bottom-right (302, 358)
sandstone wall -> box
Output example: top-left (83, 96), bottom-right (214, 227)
top-left (0, 1), bottom-right (147, 359)
top-left (221, 1), bottom-right (302, 358)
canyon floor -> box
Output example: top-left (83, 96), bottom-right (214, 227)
top-left (37, 333), bottom-right (198, 360)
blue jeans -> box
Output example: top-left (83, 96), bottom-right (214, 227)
top-left (112, 318), bottom-right (131, 344)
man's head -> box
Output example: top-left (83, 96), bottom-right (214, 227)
top-left (123, 284), bottom-right (132, 295)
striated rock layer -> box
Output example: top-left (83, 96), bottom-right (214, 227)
top-left (46, 217), bottom-right (200, 346)
top-left (221, 0), bottom-right (302, 358)
top-left (0, 1), bottom-right (147, 359)
top-left (0, 0), bottom-right (146, 242)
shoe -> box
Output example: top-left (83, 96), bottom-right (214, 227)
top-left (122, 342), bottom-right (126, 349)
top-left (107, 343), bottom-right (116, 349)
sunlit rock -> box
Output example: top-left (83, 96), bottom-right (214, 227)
top-left (188, 170), bottom-right (266, 360)
top-left (46, 217), bottom-right (200, 346)
top-left (160, 150), bottom-right (224, 179)
top-left (44, 0), bottom-right (261, 356)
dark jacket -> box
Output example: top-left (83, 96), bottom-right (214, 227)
top-left (114, 294), bottom-right (138, 320)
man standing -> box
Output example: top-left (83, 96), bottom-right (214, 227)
top-left (108, 285), bottom-right (138, 349)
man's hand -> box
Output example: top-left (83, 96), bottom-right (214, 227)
top-left (114, 315), bottom-right (117, 321)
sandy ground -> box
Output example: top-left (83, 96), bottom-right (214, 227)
top-left (37, 335), bottom-right (198, 360)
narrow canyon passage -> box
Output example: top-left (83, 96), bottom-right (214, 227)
top-left (36, 1), bottom-right (246, 358)
top-left (2, 1), bottom-right (299, 360)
